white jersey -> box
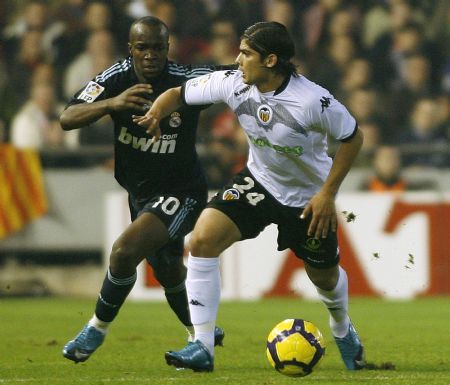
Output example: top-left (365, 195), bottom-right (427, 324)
top-left (182, 70), bottom-right (356, 207)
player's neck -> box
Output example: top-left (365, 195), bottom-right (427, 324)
top-left (256, 72), bottom-right (287, 94)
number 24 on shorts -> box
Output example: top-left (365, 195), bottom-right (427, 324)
top-left (233, 177), bottom-right (265, 206)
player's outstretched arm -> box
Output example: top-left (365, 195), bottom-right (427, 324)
top-left (60, 84), bottom-right (153, 131)
top-left (301, 129), bottom-right (364, 239)
top-left (133, 86), bottom-right (183, 143)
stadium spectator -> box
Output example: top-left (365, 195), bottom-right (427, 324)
top-left (397, 97), bottom-right (448, 168)
top-left (53, 0), bottom-right (115, 70)
top-left (60, 16), bottom-right (229, 364)
top-left (299, 0), bottom-right (352, 55)
top-left (353, 120), bottom-right (382, 167)
top-left (263, 0), bottom-right (298, 38)
top-left (208, 18), bottom-right (239, 66)
top-left (336, 57), bottom-right (373, 101)
top-left (360, 145), bottom-right (437, 191)
top-left (10, 82), bottom-right (76, 150)
top-left (137, 20), bottom-right (365, 373)
top-left (385, 52), bottom-right (434, 129)
top-left (369, 0), bottom-right (423, 88)
top-left (346, 88), bottom-right (389, 141)
top-left (4, 30), bottom-right (46, 119)
top-left (361, 145), bottom-right (406, 192)
top-left (2, 0), bottom-right (64, 62)
top-left (312, 34), bottom-right (358, 94)
top-left (63, 29), bottom-right (118, 99)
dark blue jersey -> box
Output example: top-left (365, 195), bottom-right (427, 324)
top-left (66, 57), bottom-right (225, 199)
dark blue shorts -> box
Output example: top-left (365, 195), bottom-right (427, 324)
top-left (129, 191), bottom-right (207, 260)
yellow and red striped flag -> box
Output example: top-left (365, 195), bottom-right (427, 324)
top-left (0, 144), bottom-right (48, 239)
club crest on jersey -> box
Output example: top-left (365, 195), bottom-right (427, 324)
top-left (78, 81), bottom-right (105, 103)
top-left (191, 74), bottom-right (212, 87)
top-left (305, 238), bottom-right (325, 253)
top-left (257, 104), bottom-right (273, 125)
top-left (169, 111), bottom-right (182, 128)
top-left (222, 188), bottom-right (240, 201)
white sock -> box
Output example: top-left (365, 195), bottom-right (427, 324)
top-left (186, 255), bottom-right (221, 355)
top-left (315, 266), bottom-right (350, 338)
top-left (88, 315), bottom-right (109, 333)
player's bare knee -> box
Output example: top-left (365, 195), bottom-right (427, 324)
top-left (189, 232), bottom-right (220, 256)
top-left (110, 242), bottom-right (139, 272)
top-left (305, 264), bottom-right (339, 291)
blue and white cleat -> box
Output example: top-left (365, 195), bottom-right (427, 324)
top-left (214, 326), bottom-right (225, 347)
top-left (62, 324), bottom-right (105, 363)
top-left (165, 340), bottom-right (214, 372)
top-left (334, 323), bottom-right (365, 370)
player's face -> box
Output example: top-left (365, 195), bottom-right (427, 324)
top-left (235, 39), bottom-right (267, 86)
top-left (129, 24), bottom-right (169, 81)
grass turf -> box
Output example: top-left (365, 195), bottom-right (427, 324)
top-left (0, 297), bottom-right (449, 385)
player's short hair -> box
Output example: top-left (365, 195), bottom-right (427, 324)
top-left (130, 16), bottom-right (169, 40)
top-left (242, 21), bottom-right (297, 77)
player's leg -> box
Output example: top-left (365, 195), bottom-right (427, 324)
top-left (147, 240), bottom-right (191, 333)
top-left (279, 207), bottom-right (365, 370)
top-left (164, 207), bottom-right (241, 372)
top-left (147, 244), bottom-right (225, 346)
top-left (63, 211), bottom-right (168, 363)
top-left (165, 168), bottom-right (269, 372)
top-left (304, 262), bottom-right (365, 370)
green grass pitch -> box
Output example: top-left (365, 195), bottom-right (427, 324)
top-left (0, 297), bottom-right (449, 385)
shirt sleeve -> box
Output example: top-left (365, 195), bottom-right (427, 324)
top-left (67, 80), bottom-right (108, 106)
top-left (182, 70), bottom-right (236, 106)
top-left (306, 93), bottom-right (356, 141)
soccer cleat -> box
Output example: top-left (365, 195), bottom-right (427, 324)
top-left (62, 324), bottom-right (105, 363)
top-left (165, 340), bottom-right (214, 372)
top-left (334, 323), bottom-right (365, 370)
top-left (214, 326), bottom-right (225, 347)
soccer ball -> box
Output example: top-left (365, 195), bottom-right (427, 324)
top-left (266, 318), bottom-right (326, 377)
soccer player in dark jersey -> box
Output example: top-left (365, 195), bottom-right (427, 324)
top-left (136, 21), bottom-right (365, 373)
top-left (60, 16), bottom-right (226, 363)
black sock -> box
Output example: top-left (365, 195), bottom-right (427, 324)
top-left (95, 269), bottom-right (137, 322)
top-left (164, 280), bottom-right (192, 326)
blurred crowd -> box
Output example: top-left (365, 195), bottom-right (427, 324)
top-left (0, 0), bottom-right (448, 189)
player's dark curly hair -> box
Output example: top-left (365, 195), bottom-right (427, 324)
top-left (242, 21), bottom-right (298, 77)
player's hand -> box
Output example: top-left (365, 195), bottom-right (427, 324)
top-left (132, 108), bottom-right (162, 143)
top-left (300, 191), bottom-right (337, 239)
top-left (109, 84), bottom-right (153, 111)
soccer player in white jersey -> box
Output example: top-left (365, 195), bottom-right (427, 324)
top-left (135, 21), bottom-right (365, 372)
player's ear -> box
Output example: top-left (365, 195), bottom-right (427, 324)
top-left (128, 43), bottom-right (132, 54)
top-left (264, 54), bottom-right (278, 69)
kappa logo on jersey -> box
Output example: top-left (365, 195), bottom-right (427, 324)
top-left (169, 111), bottom-right (182, 128)
top-left (257, 104), bottom-right (273, 125)
top-left (234, 85), bottom-right (250, 97)
top-left (320, 96), bottom-right (331, 113)
top-left (224, 69), bottom-right (236, 78)
top-left (222, 188), bottom-right (240, 201)
top-left (118, 127), bottom-right (177, 153)
top-left (78, 81), bottom-right (105, 103)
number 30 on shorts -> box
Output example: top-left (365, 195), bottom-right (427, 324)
top-left (232, 177), bottom-right (265, 206)
top-left (152, 196), bottom-right (180, 215)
